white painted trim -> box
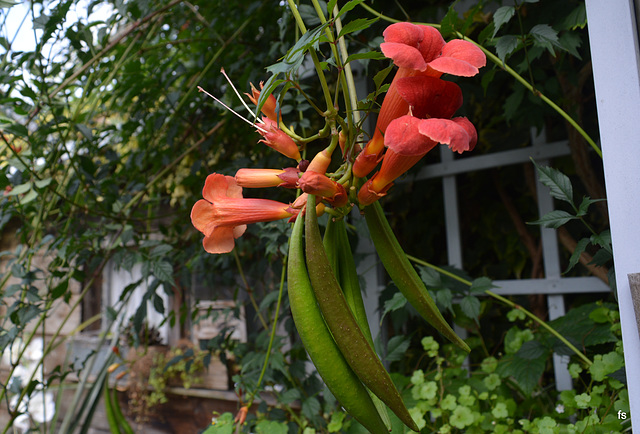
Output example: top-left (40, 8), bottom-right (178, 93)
top-left (586, 0), bottom-right (640, 427)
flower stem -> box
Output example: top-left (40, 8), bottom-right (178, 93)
top-left (406, 255), bottom-right (593, 366)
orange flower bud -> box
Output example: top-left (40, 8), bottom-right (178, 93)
top-left (246, 82), bottom-right (278, 121)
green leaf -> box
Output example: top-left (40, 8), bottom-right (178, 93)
top-left (589, 352), bottom-right (625, 382)
top-left (381, 291), bottom-right (407, 322)
top-left (470, 277), bottom-right (495, 294)
top-left (419, 266), bottom-right (441, 288)
top-left (6, 182), bottom-right (32, 196)
top-left (565, 237), bottom-right (590, 273)
top-left (460, 295), bottom-right (480, 320)
top-left (434, 288), bottom-right (453, 313)
top-left (496, 354), bottom-right (545, 396)
top-left (76, 124), bottom-right (94, 140)
top-left (345, 50), bottom-right (386, 64)
top-left (589, 248), bottom-right (612, 267)
top-left (563, 3), bottom-right (587, 30)
top-left (530, 24), bottom-right (561, 56)
top-left (385, 335), bottom-right (411, 362)
top-left (373, 64), bottom-right (393, 91)
top-left (338, 18), bottom-right (379, 38)
top-left (152, 261), bottom-right (173, 283)
top-left (19, 189), bottom-right (38, 205)
top-left (301, 396), bottom-right (321, 421)
top-left (492, 6), bottom-right (515, 38)
top-left (577, 196), bottom-right (605, 216)
top-left (591, 230), bottom-right (611, 251)
top-left (516, 340), bottom-right (549, 360)
top-left (51, 279), bottom-right (69, 299)
top-left (439, 5), bottom-right (458, 38)
top-left (335, 0), bottom-right (364, 19)
top-left (495, 35), bottom-right (519, 63)
top-left (529, 210), bottom-right (576, 228)
top-left (5, 123), bottom-right (29, 137)
top-left (531, 160), bottom-right (574, 205)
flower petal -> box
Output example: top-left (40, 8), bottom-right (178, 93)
top-left (428, 39), bottom-right (486, 77)
top-left (417, 118), bottom-right (474, 153)
top-left (191, 199), bottom-right (216, 235)
top-left (417, 25), bottom-right (446, 63)
top-left (203, 225), bottom-right (246, 254)
top-left (385, 115), bottom-right (438, 156)
top-left (395, 76), bottom-right (463, 119)
top-left (380, 42), bottom-right (428, 71)
top-left (451, 117), bottom-right (478, 151)
top-left (383, 22), bottom-right (425, 46)
top-left (202, 173), bottom-right (243, 202)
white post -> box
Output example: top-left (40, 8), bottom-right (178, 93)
top-left (586, 0), bottom-right (640, 427)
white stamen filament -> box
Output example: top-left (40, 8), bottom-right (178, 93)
top-left (219, 68), bottom-right (262, 124)
top-left (198, 86), bottom-right (268, 134)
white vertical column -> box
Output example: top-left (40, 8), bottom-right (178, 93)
top-left (586, 0), bottom-right (640, 426)
top-left (531, 130), bottom-right (572, 391)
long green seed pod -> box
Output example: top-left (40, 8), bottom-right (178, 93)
top-left (333, 217), bottom-right (392, 430)
top-left (287, 213), bottom-right (388, 434)
top-left (305, 196), bottom-right (419, 432)
top-left (365, 200), bottom-right (470, 352)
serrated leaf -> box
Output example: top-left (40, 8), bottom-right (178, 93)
top-left (516, 340), bottom-right (549, 360)
top-left (419, 266), bottom-right (441, 288)
top-left (577, 196), bottom-right (605, 216)
top-left (529, 210), bottom-right (576, 228)
top-left (492, 6), bottom-right (515, 38)
top-left (558, 32), bottom-right (582, 60)
top-left (460, 295), bottom-right (480, 320)
top-left (385, 335), bottom-right (411, 362)
top-left (434, 288), bottom-right (453, 313)
top-left (589, 248), bottom-right (612, 267)
top-left (440, 5), bottom-right (458, 38)
top-left (338, 18), bottom-right (378, 38)
top-left (301, 396), bottom-right (321, 420)
top-left (470, 277), bottom-right (495, 294)
top-left (495, 35), bottom-right (519, 63)
top-left (530, 24), bottom-right (560, 56)
top-left (590, 230), bottom-right (611, 251)
top-left (381, 291), bottom-right (407, 323)
top-left (152, 260), bottom-right (173, 283)
top-left (496, 354), bottom-right (545, 396)
top-left (563, 3), bottom-right (587, 30)
top-left (531, 160), bottom-right (574, 205)
top-left (564, 237), bottom-right (590, 273)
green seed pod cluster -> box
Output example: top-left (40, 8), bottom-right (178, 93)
top-left (288, 195), bottom-right (420, 432)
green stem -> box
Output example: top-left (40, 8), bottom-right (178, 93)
top-left (233, 249), bottom-right (269, 331)
top-left (406, 255), bottom-right (593, 366)
top-left (286, 0), bottom-right (335, 113)
top-left (357, 3), bottom-right (602, 158)
top-left (245, 255), bottom-right (288, 408)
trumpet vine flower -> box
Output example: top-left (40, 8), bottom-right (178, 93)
top-left (235, 167), bottom-right (299, 189)
top-left (191, 173), bottom-right (294, 254)
top-left (358, 76), bottom-right (478, 206)
top-left (353, 22), bottom-right (485, 178)
top-left (246, 82), bottom-right (278, 121)
top-left (298, 171), bottom-right (348, 207)
top-left (257, 117), bottom-right (301, 161)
